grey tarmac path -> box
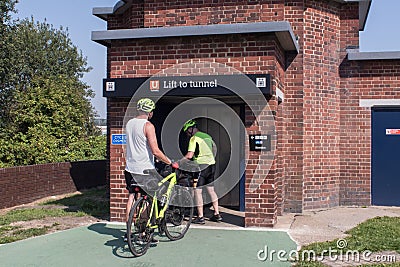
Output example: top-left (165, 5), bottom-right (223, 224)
top-left (2, 206), bottom-right (399, 267)
top-left (0, 223), bottom-right (296, 267)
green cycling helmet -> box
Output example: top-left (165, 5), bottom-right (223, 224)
top-left (183, 119), bottom-right (197, 132)
top-left (137, 98), bottom-right (155, 113)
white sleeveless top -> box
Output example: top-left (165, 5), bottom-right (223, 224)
top-left (125, 118), bottom-right (154, 174)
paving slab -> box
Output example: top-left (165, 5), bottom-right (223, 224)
top-left (277, 206), bottom-right (400, 246)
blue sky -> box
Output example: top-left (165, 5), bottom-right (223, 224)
top-left (13, 0), bottom-right (400, 119)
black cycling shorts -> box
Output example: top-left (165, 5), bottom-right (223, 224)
top-left (196, 164), bottom-right (216, 187)
top-left (124, 170), bottom-right (147, 195)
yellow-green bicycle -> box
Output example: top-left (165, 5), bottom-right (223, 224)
top-left (127, 163), bottom-right (194, 257)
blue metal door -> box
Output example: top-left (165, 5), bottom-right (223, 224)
top-left (372, 108), bottom-right (400, 206)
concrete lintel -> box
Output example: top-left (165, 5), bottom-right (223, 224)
top-left (91, 21), bottom-right (299, 53)
top-left (360, 99), bottom-right (400, 108)
top-left (347, 49), bottom-right (400, 61)
top-left (93, 1), bottom-right (128, 21)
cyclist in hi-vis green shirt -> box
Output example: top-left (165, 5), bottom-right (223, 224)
top-left (182, 119), bottom-right (222, 224)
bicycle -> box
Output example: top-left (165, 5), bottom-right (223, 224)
top-left (126, 163), bottom-right (194, 257)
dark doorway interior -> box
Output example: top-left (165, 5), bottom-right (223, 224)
top-left (151, 98), bottom-right (245, 210)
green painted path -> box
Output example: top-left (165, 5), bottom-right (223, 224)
top-left (0, 223), bottom-right (296, 267)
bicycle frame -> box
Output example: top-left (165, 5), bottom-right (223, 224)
top-left (145, 170), bottom-right (178, 229)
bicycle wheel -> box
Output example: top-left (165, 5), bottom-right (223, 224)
top-left (164, 188), bottom-right (194, 241)
top-left (127, 196), bottom-right (152, 257)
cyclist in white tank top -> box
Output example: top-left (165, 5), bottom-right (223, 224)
top-left (124, 98), bottom-right (172, 242)
top-left (125, 118), bottom-right (155, 174)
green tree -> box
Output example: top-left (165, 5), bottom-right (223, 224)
top-left (0, 10), bottom-right (106, 167)
top-left (0, 0), bottom-right (17, 128)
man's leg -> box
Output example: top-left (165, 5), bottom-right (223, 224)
top-left (206, 185), bottom-right (222, 222)
top-left (192, 170), bottom-right (206, 224)
top-left (195, 188), bottom-right (204, 218)
top-left (123, 192), bottom-right (135, 242)
top-left (125, 193), bottom-right (135, 224)
top-left (206, 186), bottom-right (219, 215)
top-left (124, 170), bottom-right (135, 224)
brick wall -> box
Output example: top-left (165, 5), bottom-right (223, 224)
top-left (143, 0), bottom-right (285, 27)
top-left (276, 94), bottom-right (284, 216)
top-left (302, 0), bottom-right (342, 209)
top-left (107, 35), bottom-right (286, 225)
top-left (107, 2), bottom-right (145, 30)
top-left (108, 98), bottom-right (130, 222)
top-left (339, 60), bottom-right (400, 205)
top-left (107, 0), bottom-right (286, 29)
top-left (102, 0), bottom-right (400, 226)
top-left (0, 160), bottom-right (106, 209)
top-left (244, 95), bottom-right (281, 227)
top-left (282, 0), bottom-right (304, 213)
top-left (108, 34), bottom-right (283, 78)
top-left (338, 2), bottom-right (369, 206)
top-left (105, 2), bottom-right (288, 225)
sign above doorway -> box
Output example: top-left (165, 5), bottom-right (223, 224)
top-left (103, 74), bottom-right (271, 98)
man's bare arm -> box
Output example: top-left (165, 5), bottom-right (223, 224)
top-left (144, 122), bottom-right (172, 165)
top-left (184, 151), bottom-right (194, 160)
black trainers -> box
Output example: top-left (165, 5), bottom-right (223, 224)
top-left (210, 214), bottom-right (222, 222)
top-left (192, 217), bottom-right (205, 224)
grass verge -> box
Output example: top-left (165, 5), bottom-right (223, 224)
top-left (42, 186), bottom-right (109, 219)
top-left (295, 216), bottom-right (400, 267)
top-left (0, 186), bottom-right (109, 244)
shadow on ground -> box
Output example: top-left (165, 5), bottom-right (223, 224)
top-left (88, 223), bottom-right (133, 258)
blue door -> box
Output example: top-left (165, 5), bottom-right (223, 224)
top-left (372, 108), bottom-right (400, 206)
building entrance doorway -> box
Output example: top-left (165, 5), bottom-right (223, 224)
top-left (152, 99), bottom-right (245, 210)
top-left (372, 108), bottom-right (400, 206)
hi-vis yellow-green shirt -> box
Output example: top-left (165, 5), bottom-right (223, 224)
top-left (188, 131), bottom-right (216, 165)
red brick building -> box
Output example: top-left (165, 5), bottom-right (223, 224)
top-left (92, 0), bottom-right (400, 227)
